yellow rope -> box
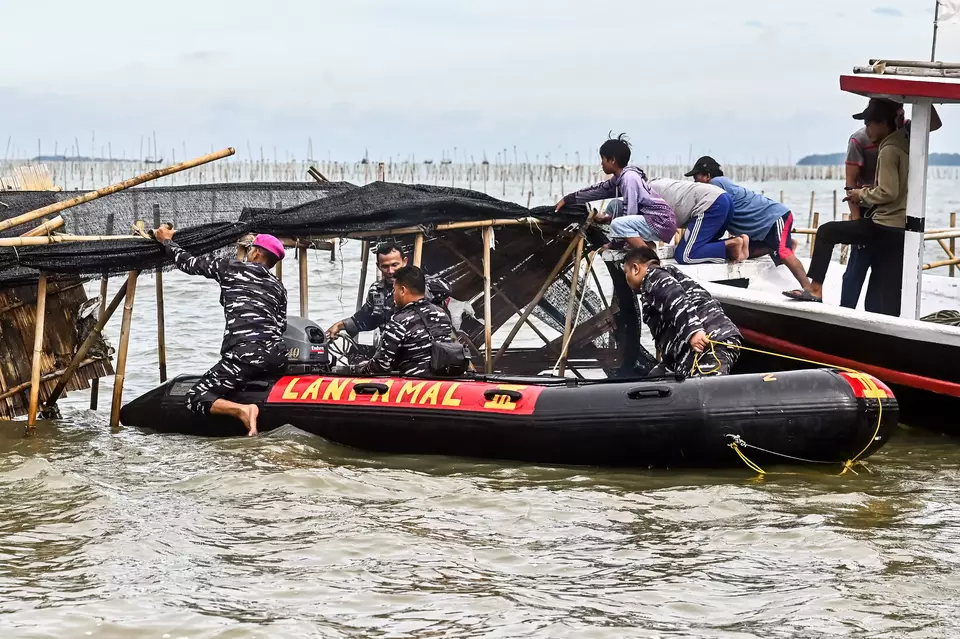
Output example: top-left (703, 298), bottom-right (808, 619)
top-left (693, 338), bottom-right (885, 477)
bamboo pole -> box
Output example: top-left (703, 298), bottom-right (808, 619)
top-left (924, 258), bottom-right (960, 270)
top-left (46, 280), bottom-right (130, 407)
top-left (436, 238), bottom-right (561, 354)
top-left (558, 236), bottom-right (585, 376)
top-left (299, 245), bottom-right (309, 318)
top-left (922, 230), bottom-right (960, 241)
top-left (153, 205), bottom-right (167, 383)
top-left (356, 240), bottom-right (370, 311)
top-left (109, 271), bottom-right (139, 429)
top-left (26, 273), bottom-right (48, 431)
top-left (413, 232), bottom-right (424, 267)
top-left (952, 212), bottom-right (957, 277)
top-left (832, 190), bottom-right (838, 221)
top-left (482, 227), bottom-right (493, 373)
top-left (90, 212), bottom-right (113, 410)
top-left (21, 216), bottom-right (65, 237)
top-left (0, 234), bottom-right (144, 247)
top-left (493, 211), bottom-right (597, 367)
top-left (811, 212), bottom-right (820, 253)
top-left (1, 358), bottom-right (102, 404)
top-left (555, 250), bottom-right (598, 372)
top-left (0, 147), bottom-right (236, 233)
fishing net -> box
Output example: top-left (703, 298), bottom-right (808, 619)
top-left (0, 182), bottom-right (590, 287)
top-left (0, 181), bottom-right (652, 374)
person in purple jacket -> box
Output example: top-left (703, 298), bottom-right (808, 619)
top-left (555, 134), bottom-right (677, 249)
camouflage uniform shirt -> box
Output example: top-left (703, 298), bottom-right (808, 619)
top-left (357, 298), bottom-right (455, 377)
top-left (344, 275), bottom-right (452, 335)
top-left (639, 264), bottom-right (741, 375)
top-left (163, 241), bottom-right (288, 356)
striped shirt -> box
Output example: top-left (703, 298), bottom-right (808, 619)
top-left (359, 298), bottom-right (455, 377)
top-left (639, 265), bottom-right (740, 374)
top-left (164, 241), bottom-right (287, 355)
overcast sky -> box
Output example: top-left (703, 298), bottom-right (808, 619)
top-left (2, 0), bottom-right (960, 164)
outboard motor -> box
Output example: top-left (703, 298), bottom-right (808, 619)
top-left (283, 316), bottom-right (331, 374)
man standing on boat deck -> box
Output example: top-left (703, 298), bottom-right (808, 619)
top-left (325, 241), bottom-right (451, 339)
top-left (555, 133), bottom-right (677, 249)
top-left (622, 246), bottom-right (741, 377)
top-left (154, 227), bottom-right (288, 436)
top-left (687, 157), bottom-right (812, 293)
top-left (785, 98), bottom-right (910, 315)
top-left (350, 265), bottom-right (458, 377)
top-left (842, 99), bottom-right (942, 310)
top-left (646, 177), bottom-right (749, 264)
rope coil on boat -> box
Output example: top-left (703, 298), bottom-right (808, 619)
top-left (695, 339), bottom-right (885, 477)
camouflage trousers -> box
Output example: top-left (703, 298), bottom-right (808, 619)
top-left (186, 342), bottom-right (285, 415)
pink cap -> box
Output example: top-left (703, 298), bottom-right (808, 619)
top-left (253, 234), bottom-right (285, 261)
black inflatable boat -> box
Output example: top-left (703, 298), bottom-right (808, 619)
top-left (121, 367), bottom-right (898, 469)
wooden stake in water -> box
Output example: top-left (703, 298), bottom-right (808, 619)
top-left (952, 212), bottom-right (957, 277)
top-left (299, 246), bottom-right (309, 318)
top-left (811, 212), bottom-right (820, 253)
top-left (482, 226), bottom-right (493, 373)
top-left (413, 233), bottom-right (424, 267)
top-left (833, 190), bottom-right (838, 221)
top-left (90, 212), bottom-right (114, 410)
top-left (356, 240), bottom-right (370, 311)
top-left (153, 205), bottom-right (167, 383)
top-left (558, 237), bottom-right (584, 377)
top-left (27, 273), bottom-right (48, 432)
top-left (110, 271), bottom-right (139, 430)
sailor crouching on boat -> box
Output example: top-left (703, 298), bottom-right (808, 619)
top-left (555, 133), bottom-right (677, 250)
top-left (687, 157), bottom-right (812, 293)
top-left (347, 265), bottom-right (463, 377)
top-left (154, 227), bottom-right (288, 436)
top-left (785, 98), bottom-right (909, 315)
top-left (622, 247), bottom-right (741, 377)
top-left (325, 241), bottom-right (451, 339)
top-left (646, 177), bottom-right (748, 264)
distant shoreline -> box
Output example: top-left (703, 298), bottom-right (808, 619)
top-left (798, 152), bottom-right (960, 166)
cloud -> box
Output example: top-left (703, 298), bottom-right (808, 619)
top-left (181, 50), bottom-right (220, 63)
top-left (872, 7), bottom-right (904, 17)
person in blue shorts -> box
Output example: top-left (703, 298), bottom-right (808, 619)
top-left (687, 156), bottom-right (811, 293)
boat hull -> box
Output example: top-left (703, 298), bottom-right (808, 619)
top-left (120, 370), bottom-right (898, 469)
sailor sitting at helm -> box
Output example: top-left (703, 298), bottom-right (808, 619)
top-left (154, 226), bottom-right (288, 436)
top-left (325, 241), bottom-right (451, 339)
top-left (622, 246), bottom-right (741, 378)
top-left (348, 266), bottom-right (458, 377)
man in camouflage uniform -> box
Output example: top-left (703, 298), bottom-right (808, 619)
top-left (326, 241), bottom-right (451, 339)
top-left (622, 246), bottom-right (741, 377)
top-left (351, 265), bottom-right (456, 377)
top-left (154, 227), bottom-right (288, 436)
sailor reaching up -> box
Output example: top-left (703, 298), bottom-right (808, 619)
top-left (154, 226), bottom-right (288, 436)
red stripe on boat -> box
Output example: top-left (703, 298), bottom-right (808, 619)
top-left (739, 328), bottom-right (960, 398)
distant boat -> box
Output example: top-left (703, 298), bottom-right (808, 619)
top-left (143, 157), bottom-right (163, 164)
top-left (423, 160), bottom-right (434, 165)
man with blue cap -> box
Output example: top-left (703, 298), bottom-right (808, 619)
top-left (154, 226), bottom-right (288, 436)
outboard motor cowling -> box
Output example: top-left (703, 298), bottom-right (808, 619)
top-left (283, 316), bottom-right (331, 374)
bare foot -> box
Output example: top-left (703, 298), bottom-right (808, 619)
top-left (737, 235), bottom-right (750, 262)
top-left (239, 404), bottom-right (259, 436)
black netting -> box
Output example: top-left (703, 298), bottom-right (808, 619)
top-left (0, 182), bottom-right (595, 287)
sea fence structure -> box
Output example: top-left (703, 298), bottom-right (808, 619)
top-left (7, 158), bottom-right (960, 199)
